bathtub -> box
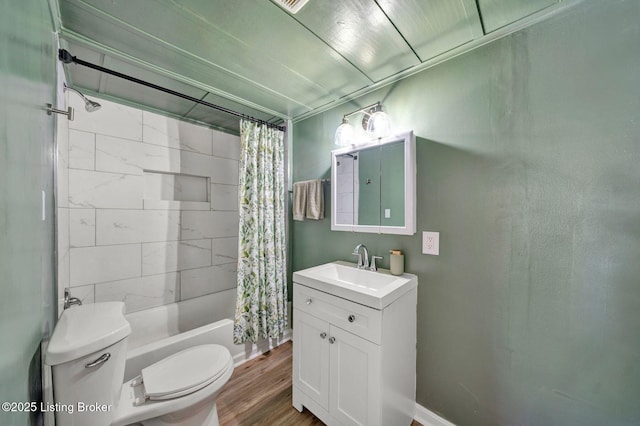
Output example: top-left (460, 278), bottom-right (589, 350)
top-left (123, 290), bottom-right (291, 381)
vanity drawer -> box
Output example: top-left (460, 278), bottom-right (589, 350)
top-left (294, 284), bottom-right (382, 344)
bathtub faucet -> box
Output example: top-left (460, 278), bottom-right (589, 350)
top-left (64, 288), bottom-right (82, 309)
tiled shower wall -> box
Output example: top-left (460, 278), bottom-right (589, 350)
top-left (57, 95), bottom-right (240, 315)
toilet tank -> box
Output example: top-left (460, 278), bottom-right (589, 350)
top-left (46, 302), bottom-right (131, 426)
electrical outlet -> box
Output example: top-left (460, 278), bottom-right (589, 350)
top-left (422, 231), bottom-right (439, 255)
top-left (384, 208), bottom-right (391, 218)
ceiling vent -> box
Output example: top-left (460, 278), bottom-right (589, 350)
top-left (273, 0), bottom-right (311, 14)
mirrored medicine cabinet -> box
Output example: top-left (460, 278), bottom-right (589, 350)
top-left (331, 130), bottom-right (416, 235)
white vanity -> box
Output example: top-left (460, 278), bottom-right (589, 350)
top-left (292, 261), bottom-right (417, 426)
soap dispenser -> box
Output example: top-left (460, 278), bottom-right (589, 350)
top-left (389, 249), bottom-right (404, 275)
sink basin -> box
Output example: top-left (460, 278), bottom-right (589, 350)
top-left (293, 261), bottom-right (417, 309)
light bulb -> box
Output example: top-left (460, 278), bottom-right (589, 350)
top-left (366, 110), bottom-right (391, 138)
top-left (334, 121), bottom-right (354, 146)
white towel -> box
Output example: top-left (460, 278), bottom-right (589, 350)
top-left (292, 179), bottom-right (324, 221)
top-left (305, 179), bottom-right (324, 220)
top-left (292, 181), bottom-right (307, 221)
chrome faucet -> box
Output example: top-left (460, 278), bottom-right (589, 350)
top-left (352, 244), bottom-right (369, 269)
top-left (370, 255), bottom-right (383, 272)
top-left (64, 288), bottom-right (82, 309)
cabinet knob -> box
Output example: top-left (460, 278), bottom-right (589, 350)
top-left (320, 332), bottom-right (327, 339)
top-left (348, 314), bottom-right (356, 323)
top-left (306, 298), bottom-right (312, 305)
top-left (329, 337), bottom-right (336, 344)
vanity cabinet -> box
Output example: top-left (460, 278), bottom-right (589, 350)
top-left (292, 281), bottom-right (417, 426)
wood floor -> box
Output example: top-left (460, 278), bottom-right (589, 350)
top-left (216, 341), bottom-right (421, 426)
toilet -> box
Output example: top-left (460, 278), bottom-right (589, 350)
top-left (45, 302), bottom-right (234, 426)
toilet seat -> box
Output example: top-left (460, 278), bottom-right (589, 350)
top-left (111, 344), bottom-right (234, 426)
top-left (140, 344), bottom-right (231, 401)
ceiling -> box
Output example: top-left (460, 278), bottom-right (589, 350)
top-left (55, 0), bottom-right (560, 133)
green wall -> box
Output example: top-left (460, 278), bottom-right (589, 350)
top-left (0, 1), bottom-right (57, 425)
top-left (292, 1), bottom-right (640, 424)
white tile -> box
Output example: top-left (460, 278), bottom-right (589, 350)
top-left (142, 111), bottom-right (181, 150)
top-left (180, 150), bottom-right (215, 179)
top-left (68, 169), bottom-right (143, 209)
top-left (181, 211), bottom-right (238, 240)
top-left (337, 156), bottom-right (353, 174)
top-left (210, 157), bottom-right (239, 185)
top-left (96, 210), bottom-right (180, 245)
top-left (212, 130), bottom-right (241, 160)
top-left (177, 122), bottom-right (213, 155)
top-left (338, 193), bottom-right (354, 213)
top-left (57, 207), bottom-right (70, 289)
top-left (69, 208), bottom-right (95, 247)
top-left (142, 145), bottom-right (214, 180)
top-left (143, 200), bottom-right (210, 211)
top-left (143, 172), bottom-right (208, 202)
top-left (175, 174), bottom-right (209, 202)
top-left (143, 111), bottom-right (213, 154)
top-left (70, 244), bottom-right (141, 286)
top-left (180, 263), bottom-right (237, 300)
top-left (95, 272), bottom-right (179, 313)
top-left (212, 237), bottom-right (238, 265)
top-left (68, 95), bottom-right (143, 141)
top-left (142, 239), bottom-right (211, 275)
top-left (95, 134), bottom-right (143, 175)
top-left (211, 184), bottom-right (238, 211)
top-left (58, 163), bottom-right (70, 209)
top-left (141, 143), bottom-right (181, 174)
top-left (56, 113), bottom-right (70, 170)
top-left (56, 118), bottom-right (69, 208)
top-left (337, 173), bottom-right (353, 194)
top-left (69, 284), bottom-right (95, 305)
top-left (68, 129), bottom-right (95, 170)
top-left (336, 212), bottom-right (355, 225)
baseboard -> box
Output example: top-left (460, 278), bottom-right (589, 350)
top-left (232, 328), bottom-right (292, 366)
top-left (231, 302), bottom-right (293, 366)
top-left (414, 403), bottom-right (456, 426)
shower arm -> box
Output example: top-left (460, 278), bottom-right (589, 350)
top-left (46, 103), bottom-right (74, 121)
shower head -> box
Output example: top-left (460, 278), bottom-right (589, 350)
top-left (84, 98), bottom-right (102, 112)
top-left (63, 84), bottom-right (101, 112)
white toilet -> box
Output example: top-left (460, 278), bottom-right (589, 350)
top-left (45, 302), bottom-right (234, 426)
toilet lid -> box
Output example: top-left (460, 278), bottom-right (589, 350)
top-left (141, 344), bottom-right (231, 400)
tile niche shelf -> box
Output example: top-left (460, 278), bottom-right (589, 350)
top-left (143, 170), bottom-right (211, 211)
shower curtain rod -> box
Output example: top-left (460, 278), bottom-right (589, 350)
top-left (58, 49), bottom-right (286, 132)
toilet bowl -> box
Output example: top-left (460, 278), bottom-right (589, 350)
top-left (46, 302), bottom-right (234, 426)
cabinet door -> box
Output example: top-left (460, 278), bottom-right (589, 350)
top-left (329, 325), bottom-right (381, 426)
top-left (293, 309), bottom-right (330, 410)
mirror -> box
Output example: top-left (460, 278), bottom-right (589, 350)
top-left (331, 131), bottom-right (416, 235)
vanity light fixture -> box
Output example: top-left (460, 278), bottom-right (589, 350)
top-left (334, 117), bottom-right (355, 147)
top-left (334, 101), bottom-right (391, 147)
top-left (364, 103), bottom-right (392, 138)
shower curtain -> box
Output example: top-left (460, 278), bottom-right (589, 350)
top-left (233, 119), bottom-right (287, 344)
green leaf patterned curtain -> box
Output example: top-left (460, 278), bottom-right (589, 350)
top-left (234, 120), bottom-right (287, 344)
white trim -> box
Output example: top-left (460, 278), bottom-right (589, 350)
top-left (331, 130), bottom-right (416, 235)
top-left (232, 328), bottom-right (292, 366)
top-left (232, 302), bottom-right (293, 366)
top-left (414, 402), bottom-right (456, 426)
